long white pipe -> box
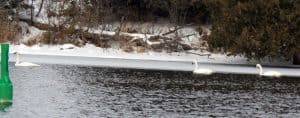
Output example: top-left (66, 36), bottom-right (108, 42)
top-left (8, 54), bottom-right (300, 77)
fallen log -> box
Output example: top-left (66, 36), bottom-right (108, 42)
top-left (19, 18), bottom-right (113, 48)
top-left (162, 26), bottom-right (184, 36)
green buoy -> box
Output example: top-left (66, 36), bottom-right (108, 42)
top-left (0, 43), bottom-right (12, 110)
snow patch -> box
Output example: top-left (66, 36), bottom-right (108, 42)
top-left (9, 44), bottom-right (290, 66)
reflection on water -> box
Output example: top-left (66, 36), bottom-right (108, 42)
top-left (0, 102), bottom-right (12, 111)
top-left (0, 63), bottom-right (300, 117)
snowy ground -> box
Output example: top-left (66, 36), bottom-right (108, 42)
top-left (9, 44), bottom-right (291, 65)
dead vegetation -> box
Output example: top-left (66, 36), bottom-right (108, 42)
top-left (13, 0), bottom-right (202, 54)
top-left (0, 3), bottom-right (21, 43)
top-left (20, 13), bottom-right (195, 53)
top-left (6, 0), bottom-right (201, 55)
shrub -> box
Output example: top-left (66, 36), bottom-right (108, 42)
top-left (0, 1), bottom-right (19, 43)
top-left (205, 0), bottom-right (300, 60)
top-left (86, 0), bottom-right (208, 23)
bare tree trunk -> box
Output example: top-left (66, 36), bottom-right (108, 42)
top-left (30, 0), bottom-right (34, 24)
top-left (36, 0), bottom-right (45, 17)
top-left (293, 53), bottom-right (300, 65)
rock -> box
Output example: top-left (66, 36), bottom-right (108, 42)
top-left (60, 44), bottom-right (75, 50)
top-left (180, 43), bottom-right (192, 50)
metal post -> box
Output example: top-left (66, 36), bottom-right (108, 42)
top-left (0, 43), bottom-right (12, 110)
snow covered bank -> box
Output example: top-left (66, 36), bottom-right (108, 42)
top-left (9, 44), bottom-right (291, 66)
top-left (12, 0), bottom-right (295, 73)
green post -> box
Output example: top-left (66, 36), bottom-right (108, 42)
top-left (0, 43), bottom-right (12, 110)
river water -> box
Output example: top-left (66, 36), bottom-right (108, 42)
top-left (0, 63), bottom-right (300, 117)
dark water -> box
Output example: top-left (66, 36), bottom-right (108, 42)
top-left (0, 63), bottom-right (300, 117)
